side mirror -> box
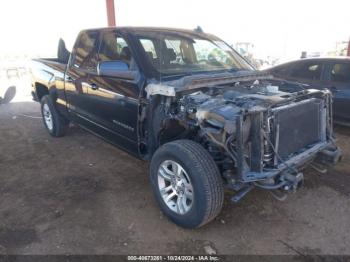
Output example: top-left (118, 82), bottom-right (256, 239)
top-left (97, 61), bottom-right (135, 80)
top-left (57, 38), bottom-right (70, 64)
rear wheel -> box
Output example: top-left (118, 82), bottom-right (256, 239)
top-left (150, 140), bottom-right (224, 228)
top-left (40, 95), bottom-right (69, 137)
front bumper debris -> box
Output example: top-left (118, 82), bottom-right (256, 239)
top-left (241, 141), bottom-right (341, 183)
top-left (230, 142), bottom-right (342, 202)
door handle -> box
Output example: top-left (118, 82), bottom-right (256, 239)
top-left (90, 83), bottom-right (99, 90)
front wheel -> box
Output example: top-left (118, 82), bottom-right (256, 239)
top-left (150, 140), bottom-right (224, 228)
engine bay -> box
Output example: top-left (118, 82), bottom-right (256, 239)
top-left (143, 74), bottom-right (338, 201)
top-left (166, 78), bottom-right (332, 193)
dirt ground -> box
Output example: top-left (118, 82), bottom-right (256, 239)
top-left (0, 98), bottom-right (350, 255)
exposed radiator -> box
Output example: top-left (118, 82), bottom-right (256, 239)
top-left (273, 98), bottom-right (325, 161)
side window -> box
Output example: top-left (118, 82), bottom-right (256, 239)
top-left (165, 39), bottom-right (185, 64)
top-left (290, 62), bottom-right (322, 80)
top-left (272, 65), bottom-right (292, 77)
top-left (99, 33), bottom-right (132, 65)
top-left (140, 39), bottom-right (158, 60)
top-left (73, 31), bottom-right (99, 71)
top-left (331, 63), bottom-right (350, 83)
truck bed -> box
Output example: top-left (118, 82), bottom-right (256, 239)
top-left (34, 58), bottom-right (61, 63)
top-left (31, 58), bottom-right (67, 77)
top-left (30, 58), bottom-right (67, 102)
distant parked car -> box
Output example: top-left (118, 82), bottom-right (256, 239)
top-left (266, 57), bottom-right (350, 125)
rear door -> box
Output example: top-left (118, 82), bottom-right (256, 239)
top-left (65, 30), bottom-right (100, 123)
top-left (326, 61), bottom-right (350, 121)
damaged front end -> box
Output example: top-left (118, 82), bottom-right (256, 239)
top-left (145, 73), bottom-right (342, 202)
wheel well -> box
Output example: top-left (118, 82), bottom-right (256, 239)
top-left (143, 100), bottom-right (190, 160)
top-left (35, 83), bottom-right (49, 101)
top-left (159, 119), bottom-right (187, 145)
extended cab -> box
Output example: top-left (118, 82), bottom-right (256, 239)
top-left (31, 27), bottom-right (341, 228)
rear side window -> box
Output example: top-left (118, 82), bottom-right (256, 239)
top-left (290, 62), bottom-right (323, 80)
top-left (331, 63), bottom-right (350, 83)
top-left (73, 31), bottom-right (99, 71)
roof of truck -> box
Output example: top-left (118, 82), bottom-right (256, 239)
top-left (79, 26), bottom-right (219, 39)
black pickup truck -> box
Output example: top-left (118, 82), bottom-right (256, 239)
top-left (31, 27), bottom-right (341, 228)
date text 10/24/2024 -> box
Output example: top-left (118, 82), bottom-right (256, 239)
top-left (127, 255), bottom-right (219, 261)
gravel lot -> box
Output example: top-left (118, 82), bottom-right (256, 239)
top-left (0, 98), bottom-right (349, 255)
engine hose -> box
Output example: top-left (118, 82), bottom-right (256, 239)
top-left (205, 132), bottom-right (238, 163)
top-left (261, 130), bottom-right (298, 175)
top-left (253, 180), bottom-right (287, 190)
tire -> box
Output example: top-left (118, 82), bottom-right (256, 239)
top-left (40, 95), bottom-right (69, 137)
top-left (3, 86), bottom-right (16, 104)
top-left (150, 139), bottom-right (224, 228)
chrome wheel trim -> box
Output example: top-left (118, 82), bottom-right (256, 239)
top-left (157, 160), bottom-right (194, 215)
top-left (43, 103), bottom-right (53, 131)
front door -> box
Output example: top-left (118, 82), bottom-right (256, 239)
top-left (83, 31), bottom-right (141, 155)
top-left (287, 60), bottom-right (326, 89)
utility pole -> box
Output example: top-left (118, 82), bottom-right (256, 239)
top-left (106, 0), bottom-right (116, 27)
